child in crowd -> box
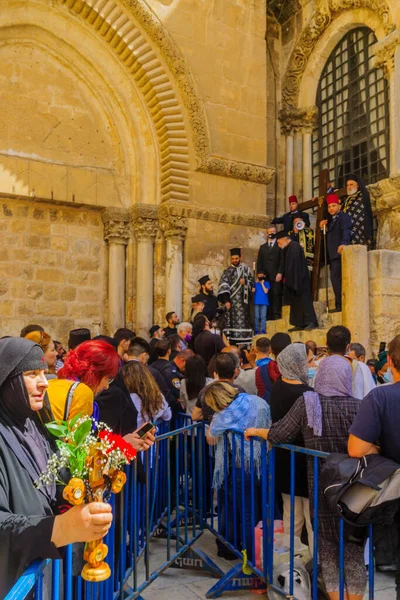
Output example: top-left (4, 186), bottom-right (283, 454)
top-left (253, 271), bottom-right (270, 334)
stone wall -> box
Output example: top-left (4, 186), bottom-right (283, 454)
top-left (183, 217), bottom-right (266, 321)
top-left (369, 249), bottom-right (400, 352)
top-left (0, 198), bottom-right (106, 341)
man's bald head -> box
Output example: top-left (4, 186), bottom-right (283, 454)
top-left (222, 345), bottom-right (241, 359)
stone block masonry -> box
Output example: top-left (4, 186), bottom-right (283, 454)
top-left (0, 198), bottom-right (106, 343)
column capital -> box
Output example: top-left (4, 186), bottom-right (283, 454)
top-left (372, 30), bottom-right (400, 77)
top-left (279, 105), bottom-right (318, 135)
top-left (159, 214), bottom-right (188, 241)
top-left (101, 208), bottom-right (131, 245)
top-left (131, 204), bottom-right (158, 242)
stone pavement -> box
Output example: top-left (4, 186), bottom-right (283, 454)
top-left (134, 529), bottom-right (396, 600)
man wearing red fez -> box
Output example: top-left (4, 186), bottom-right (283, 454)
top-left (272, 195), bottom-right (311, 233)
top-left (319, 194), bottom-right (352, 313)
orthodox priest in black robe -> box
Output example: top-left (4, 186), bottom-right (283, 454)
top-left (218, 248), bottom-right (254, 344)
top-left (276, 233), bottom-right (318, 331)
top-left (341, 173), bottom-right (373, 249)
top-left (198, 275), bottom-right (219, 321)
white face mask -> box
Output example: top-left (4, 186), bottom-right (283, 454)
top-left (346, 187), bottom-right (358, 195)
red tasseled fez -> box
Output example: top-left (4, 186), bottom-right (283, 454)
top-left (289, 195), bottom-right (298, 205)
top-left (326, 193), bottom-right (340, 205)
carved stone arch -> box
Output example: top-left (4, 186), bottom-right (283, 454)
top-left (282, 0), bottom-right (394, 109)
top-left (56, 0), bottom-right (194, 203)
top-left (56, 0), bottom-right (274, 193)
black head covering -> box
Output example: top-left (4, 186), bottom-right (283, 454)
top-left (149, 325), bottom-right (161, 336)
top-left (192, 294), bottom-right (204, 303)
top-left (0, 338), bottom-right (55, 502)
top-left (230, 248), bottom-right (241, 256)
top-left (275, 231), bottom-right (290, 240)
top-left (93, 335), bottom-right (119, 351)
top-left (198, 275), bottom-right (210, 286)
top-left (346, 173), bottom-right (374, 246)
top-left (68, 327), bottom-right (91, 350)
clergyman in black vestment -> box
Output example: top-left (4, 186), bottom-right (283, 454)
top-left (276, 233), bottom-right (318, 331)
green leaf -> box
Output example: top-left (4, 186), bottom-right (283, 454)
top-left (46, 423), bottom-right (68, 438)
top-left (69, 413), bottom-right (82, 431)
top-left (74, 419), bottom-right (92, 446)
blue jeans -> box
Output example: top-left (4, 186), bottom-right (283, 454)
top-left (254, 304), bottom-right (267, 334)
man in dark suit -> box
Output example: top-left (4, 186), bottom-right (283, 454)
top-left (319, 193), bottom-right (352, 313)
top-left (256, 224), bottom-right (284, 320)
top-left (272, 195), bottom-right (310, 233)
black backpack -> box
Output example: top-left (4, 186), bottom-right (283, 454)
top-left (321, 452), bottom-right (400, 527)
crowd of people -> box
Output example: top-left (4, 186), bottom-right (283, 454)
top-left (0, 304), bottom-right (399, 598)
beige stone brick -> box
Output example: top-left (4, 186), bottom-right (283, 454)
top-left (36, 301), bottom-right (67, 317)
top-left (77, 257), bottom-right (100, 272)
top-left (10, 280), bottom-right (26, 298)
top-left (50, 224), bottom-right (68, 236)
top-left (71, 239), bottom-right (89, 255)
top-left (36, 268), bottom-right (65, 283)
top-left (10, 220), bottom-right (26, 233)
top-left (25, 235), bottom-right (50, 249)
top-left (0, 248), bottom-right (9, 261)
top-left (63, 286), bottom-right (77, 301)
top-left (5, 234), bottom-right (20, 247)
top-left (32, 207), bottom-right (48, 221)
top-left (43, 285), bottom-right (60, 302)
top-left (0, 300), bottom-right (15, 317)
top-left (29, 221), bottom-right (51, 236)
top-left (50, 236), bottom-right (69, 252)
top-left (21, 264), bottom-right (34, 280)
top-left (46, 252), bottom-right (64, 268)
top-left (0, 263), bottom-right (21, 277)
top-left (85, 304), bottom-right (101, 319)
top-left (26, 282), bottom-right (43, 299)
top-left (16, 299), bottom-right (36, 317)
top-left (0, 279), bottom-right (8, 296)
top-left (67, 271), bottom-right (89, 285)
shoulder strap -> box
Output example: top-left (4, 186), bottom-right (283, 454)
top-left (63, 381), bottom-right (81, 421)
top-left (331, 396), bottom-right (353, 428)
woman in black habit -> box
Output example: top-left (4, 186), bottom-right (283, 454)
top-left (0, 337), bottom-right (113, 597)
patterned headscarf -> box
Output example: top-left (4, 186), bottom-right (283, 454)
top-left (277, 343), bottom-right (309, 386)
top-left (314, 355), bottom-right (352, 397)
top-left (304, 355), bottom-right (353, 437)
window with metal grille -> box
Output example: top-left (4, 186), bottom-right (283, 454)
top-left (312, 27), bottom-right (390, 195)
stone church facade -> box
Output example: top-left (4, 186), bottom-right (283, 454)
top-left (0, 0), bottom-right (399, 350)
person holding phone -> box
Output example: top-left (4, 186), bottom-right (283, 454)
top-left (122, 361), bottom-right (171, 428)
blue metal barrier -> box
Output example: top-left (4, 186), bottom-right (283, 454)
top-left (205, 431), bottom-right (376, 600)
top-left (6, 419), bottom-right (379, 600)
top-left (5, 421), bottom-right (223, 600)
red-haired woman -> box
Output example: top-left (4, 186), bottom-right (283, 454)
top-left (47, 339), bottom-right (119, 422)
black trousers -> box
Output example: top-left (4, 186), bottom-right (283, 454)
top-left (267, 280), bottom-right (283, 320)
top-left (330, 258), bottom-right (342, 309)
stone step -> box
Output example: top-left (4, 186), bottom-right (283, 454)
top-left (265, 303), bottom-right (342, 342)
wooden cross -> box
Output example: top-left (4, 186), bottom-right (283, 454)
top-left (297, 169), bottom-right (346, 301)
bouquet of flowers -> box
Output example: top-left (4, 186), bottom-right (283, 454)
top-left (37, 415), bottom-right (136, 582)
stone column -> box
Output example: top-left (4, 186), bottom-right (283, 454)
top-left (160, 214), bottom-right (188, 321)
top-left (373, 31), bottom-right (400, 176)
top-left (285, 134), bottom-right (294, 198)
top-left (342, 245), bottom-right (370, 357)
top-left (131, 205), bottom-right (158, 338)
top-left (102, 209), bottom-right (131, 335)
top-left (293, 132), bottom-right (303, 197)
top-left (280, 105), bottom-right (317, 202)
top-left (302, 131), bottom-right (313, 201)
